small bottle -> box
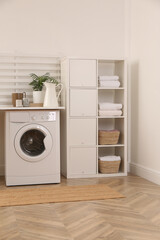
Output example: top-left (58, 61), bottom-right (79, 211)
top-left (22, 92), bottom-right (29, 107)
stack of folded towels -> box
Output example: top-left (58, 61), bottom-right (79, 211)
top-left (99, 155), bottom-right (121, 161)
top-left (99, 102), bottom-right (123, 116)
top-left (99, 75), bottom-right (120, 88)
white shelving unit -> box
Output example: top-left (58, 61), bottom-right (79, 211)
top-left (61, 58), bottom-right (127, 178)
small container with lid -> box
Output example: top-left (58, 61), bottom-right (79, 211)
top-left (16, 99), bottom-right (23, 107)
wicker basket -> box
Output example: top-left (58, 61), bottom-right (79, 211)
top-left (98, 159), bottom-right (121, 174)
top-left (98, 130), bottom-right (120, 145)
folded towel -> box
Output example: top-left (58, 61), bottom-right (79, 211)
top-left (99, 155), bottom-right (121, 161)
top-left (99, 76), bottom-right (119, 81)
top-left (99, 80), bottom-right (120, 88)
top-left (99, 129), bottom-right (119, 132)
top-left (99, 103), bottom-right (122, 110)
top-left (99, 110), bottom-right (122, 116)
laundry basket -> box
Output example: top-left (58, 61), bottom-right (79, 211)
top-left (98, 130), bottom-right (120, 145)
top-left (98, 158), bottom-right (121, 174)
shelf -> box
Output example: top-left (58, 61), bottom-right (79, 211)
top-left (98, 116), bottom-right (125, 119)
top-left (67, 172), bottom-right (127, 178)
top-left (69, 115), bottom-right (125, 119)
top-left (98, 60), bottom-right (125, 88)
top-left (98, 59), bottom-right (124, 63)
top-left (98, 144), bottom-right (124, 148)
top-left (97, 172), bottom-right (127, 177)
top-left (0, 106), bottom-right (65, 111)
top-left (98, 87), bottom-right (124, 90)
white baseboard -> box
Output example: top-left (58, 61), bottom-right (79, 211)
top-left (0, 164), bottom-right (4, 176)
top-left (127, 161), bottom-right (131, 172)
top-left (130, 162), bottom-right (160, 185)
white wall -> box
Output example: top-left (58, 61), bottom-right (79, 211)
top-left (0, 0), bottom-right (126, 175)
top-left (0, 0), bottom-right (125, 58)
top-left (130, 0), bottom-right (160, 184)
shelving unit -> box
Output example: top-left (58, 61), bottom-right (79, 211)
top-left (61, 58), bottom-right (127, 178)
top-left (97, 59), bottom-right (127, 176)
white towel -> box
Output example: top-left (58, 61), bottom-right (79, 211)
top-left (99, 76), bottom-right (119, 81)
top-left (99, 103), bottom-right (122, 110)
top-left (99, 155), bottom-right (121, 161)
top-left (99, 110), bottom-right (122, 116)
top-left (99, 80), bottom-right (120, 88)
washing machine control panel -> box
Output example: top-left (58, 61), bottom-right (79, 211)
top-left (30, 112), bottom-right (56, 122)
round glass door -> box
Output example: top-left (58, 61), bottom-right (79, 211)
top-left (15, 124), bottom-right (53, 162)
top-left (20, 129), bottom-right (46, 157)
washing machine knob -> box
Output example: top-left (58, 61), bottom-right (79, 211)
top-left (32, 115), bottom-right (36, 120)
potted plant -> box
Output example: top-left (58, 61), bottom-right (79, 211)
top-left (29, 72), bottom-right (57, 103)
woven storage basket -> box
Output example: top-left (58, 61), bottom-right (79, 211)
top-left (98, 159), bottom-right (121, 174)
top-left (98, 130), bottom-right (120, 145)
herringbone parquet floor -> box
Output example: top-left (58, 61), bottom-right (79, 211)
top-left (0, 174), bottom-right (160, 240)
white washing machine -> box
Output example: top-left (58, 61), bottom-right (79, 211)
top-left (5, 110), bottom-right (60, 186)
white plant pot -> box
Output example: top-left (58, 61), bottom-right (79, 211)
top-left (33, 91), bottom-right (45, 103)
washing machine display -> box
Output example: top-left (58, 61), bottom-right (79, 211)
top-left (15, 124), bottom-right (53, 162)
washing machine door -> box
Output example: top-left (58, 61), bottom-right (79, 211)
top-left (14, 124), bottom-right (53, 162)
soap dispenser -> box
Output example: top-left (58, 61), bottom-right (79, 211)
top-left (22, 92), bottom-right (29, 107)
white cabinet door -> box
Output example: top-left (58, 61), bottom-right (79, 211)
top-left (70, 89), bottom-right (97, 116)
top-left (70, 147), bottom-right (96, 175)
top-left (70, 60), bottom-right (97, 87)
top-left (69, 119), bottom-right (96, 146)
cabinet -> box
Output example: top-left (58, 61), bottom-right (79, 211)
top-left (70, 59), bottom-right (96, 87)
top-left (70, 89), bottom-right (97, 116)
top-left (61, 58), bottom-right (127, 178)
top-left (70, 148), bottom-right (97, 175)
top-left (69, 119), bottom-right (96, 146)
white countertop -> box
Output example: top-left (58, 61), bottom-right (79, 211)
top-left (0, 106), bottom-right (65, 111)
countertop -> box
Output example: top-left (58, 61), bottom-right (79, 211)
top-left (0, 106), bottom-right (65, 111)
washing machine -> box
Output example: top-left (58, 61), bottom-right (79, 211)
top-left (5, 110), bottom-right (60, 186)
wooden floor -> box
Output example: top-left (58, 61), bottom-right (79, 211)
top-left (0, 174), bottom-right (160, 240)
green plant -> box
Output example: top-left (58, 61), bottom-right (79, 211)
top-left (29, 72), bottom-right (59, 91)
